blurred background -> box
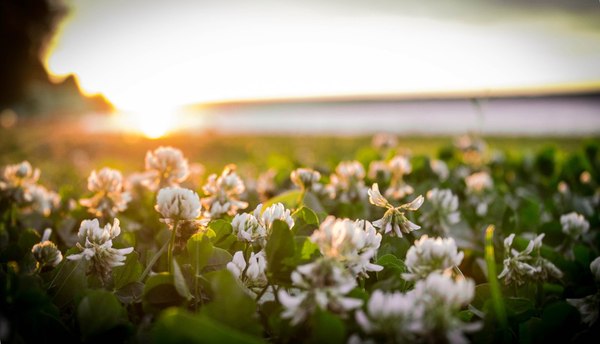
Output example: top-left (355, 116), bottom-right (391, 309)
top-left (1, 0), bottom-right (599, 184)
top-left (2, 0), bottom-right (600, 136)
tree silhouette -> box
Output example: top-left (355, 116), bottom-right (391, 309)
top-left (0, 0), bottom-right (66, 108)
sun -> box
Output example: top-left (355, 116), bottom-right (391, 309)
top-left (113, 106), bottom-right (179, 139)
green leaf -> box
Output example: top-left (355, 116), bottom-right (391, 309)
top-left (203, 247), bottom-right (233, 273)
top-left (295, 236), bottom-right (320, 263)
top-left (48, 259), bottom-right (87, 307)
top-left (209, 220), bottom-right (236, 250)
top-left (114, 282), bottom-right (144, 304)
top-left (209, 220), bottom-right (232, 243)
top-left (152, 308), bottom-right (264, 344)
top-left (265, 220), bottom-right (296, 284)
top-left (173, 259), bottom-right (192, 300)
top-left (372, 254), bottom-right (410, 292)
top-left (143, 273), bottom-right (184, 311)
top-left (308, 310), bottom-right (346, 344)
top-left (505, 297), bottom-right (534, 316)
top-left (292, 206), bottom-right (320, 236)
top-left (187, 232), bottom-right (214, 274)
top-left (112, 253), bottom-right (143, 290)
top-left (263, 190), bottom-right (302, 210)
top-left (77, 289), bottom-right (130, 341)
top-left (202, 270), bottom-right (262, 335)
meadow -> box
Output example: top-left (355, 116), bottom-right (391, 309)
top-left (0, 122), bottom-right (599, 343)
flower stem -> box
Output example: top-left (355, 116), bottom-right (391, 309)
top-left (138, 240), bottom-right (169, 282)
top-left (167, 220), bottom-right (179, 273)
top-left (484, 225), bottom-right (508, 330)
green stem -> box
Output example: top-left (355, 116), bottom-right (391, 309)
top-left (484, 225), bottom-right (508, 330)
top-left (138, 240), bottom-right (170, 283)
top-left (167, 220), bottom-right (179, 273)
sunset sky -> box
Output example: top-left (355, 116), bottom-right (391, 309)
top-left (46, 0), bottom-right (600, 113)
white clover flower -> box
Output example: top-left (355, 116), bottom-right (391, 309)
top-left (201, 164), bottom-right (248, 218)
top-left (291, 168), bottom-right (321, 190)
top-left (430, 159), bottom-right (449, 181)
top-left (498, 233), bottom-right (563, 286)
top-left (355, 290), bottom-right (421, 343)
top-left (143, 146), bottom-right (190, 191)
top-left (26, 184), bottom-right (60, 217)
top-left (356, 273), bottom-right (478, 344)
top-left (567, 294), bottom-right (600, 326)
top-left (367, 160), bottom-right (391, 181)
top-left (255, 202), bottom-right (295, 232)
top-left (67, 218), bottom-right (134, 282)
top-left (560, 212), bottom-right (590, 239)
top-left (419, 188), bottom-right (460, 235)
top-left (80, 167), bottom-right (131, 218)
top-left (372, 133), bottom-right (398, 151)
top-left (0, 161), bottom-right (41, 203)
top-left (155, 187), bottom-right (201, 227)
top-left (326, 161), bottom-right (368, 203)
top-left (31, 229), bottom-right (63, 269)
top-left (465, 171), bottom-right (493, 216)
top-left (368, 183), bottom-right (423, 237)
top-left (227, 250), bottom-right (271, 302)
top-left (278, 258), bottom-right (363, 325)
top-left (231, 212), bottom-right (267, 246)
top-left (413, 273), bottom-right (479, 344)
top-left (0, 161), bottom-right (40, 189)
top-left (403, 235), bottom-right (464, 281)
top-left (385, 155), bottom-right (414, 200)
top-left (310, 216), bottom-right (382, 277)
top-left (465, 171), bottom-right (493, 195)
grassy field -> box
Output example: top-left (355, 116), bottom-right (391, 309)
top-left (1, 120), bottom-right (595, 190)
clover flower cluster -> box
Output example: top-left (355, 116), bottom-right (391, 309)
top-left (291, 168), bottom-right (321, 190)
top-left (420, 188), bottom-right (460, 235)
top-left (227, 250), bottom-right (271, 302)
top-left (386, 155), bottom-right (414, 200)
top-left (371, 132), bottom-right (398, 152)
top-left (465, 171), bottom-right (493, 216)
top-left (326, 161), bottom-right (368, 203)
top-left (0, 161), bottom-right (60, 216)
top-left (403, 235), bottom-right (464, 281)
top-left (231, 202), bottom-right (294, 248)
top-left (368, 183), bottom-right (424, 237)
top-left (201, 164), bottom-right (248, 218)
top-left (67, 218), bottom-right (134, 283)
top-left (142, 146), bottom-right (190, 191)
top-left (80, 167), bottom-right (131, 218)
top-left (31, 228), bottom-right (63, 270)
top-left (278, 258), bottom-right (363, 325)
top-left (355, 273), bottom-right (478, 344)
top-left (498, 233), bottom-right (562, 286)
top-left (310, 216), bottom-right (382, 277)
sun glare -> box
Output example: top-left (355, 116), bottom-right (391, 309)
top-left (114, 107), bottom-right (178, 139)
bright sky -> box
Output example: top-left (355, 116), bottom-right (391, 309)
top-left (45, 0), bottom-right (600, 136)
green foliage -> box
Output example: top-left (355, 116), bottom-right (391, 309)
top-left (1, 136), bottom-right (598, 343)
top-left (152, 308), bottom-right (264, 344)
top-left (265, 220), bottom-right (296, 284)
top-left (202, 270), bottom-right (262, 335)
top-left (77, 289), bottom-right (131, 342)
